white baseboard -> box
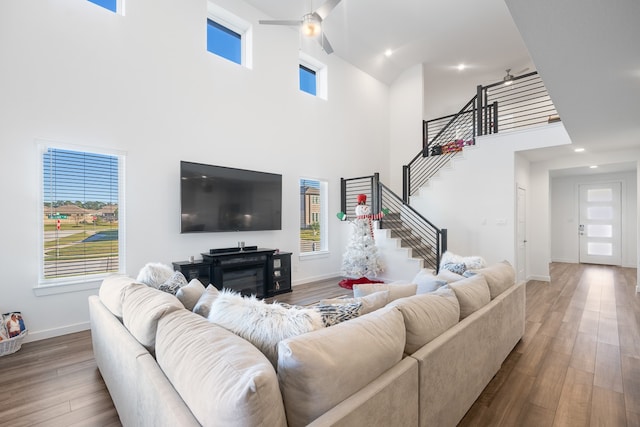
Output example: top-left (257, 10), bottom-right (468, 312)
top-left (23, 321), bottom-right (90, 344)
top-left (528, 275), bottom-right (551, 282)
top-left (292, 272), bottom-right (341, 287)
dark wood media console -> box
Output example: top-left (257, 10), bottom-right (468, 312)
top-left (173, 248), bottom-right (292, 298)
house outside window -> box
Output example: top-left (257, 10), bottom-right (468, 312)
top-left (300, 178), bottom-right (327, 253)
top-left (39, 143), bottom-right (125, 287)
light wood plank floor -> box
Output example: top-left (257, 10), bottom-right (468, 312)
top-left (0, 263), bottom-right (637, 426)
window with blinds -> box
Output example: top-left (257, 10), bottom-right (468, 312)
top-left (41, 146), bottom-right (123, 284)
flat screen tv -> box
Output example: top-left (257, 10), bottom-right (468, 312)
top-left (180, 161), bottom-right (282, 233)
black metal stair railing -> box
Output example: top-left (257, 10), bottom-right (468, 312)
top-left (404, 95), bottom-right (490, 201)
top-left (407, 71), bottom-right (557, 202)
top-left (340, 174), bottom-right (447, 272)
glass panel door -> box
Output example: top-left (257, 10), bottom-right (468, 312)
top-left (578, 183), bottom-right (621, 265)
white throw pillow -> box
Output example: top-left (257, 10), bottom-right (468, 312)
top-left (435, 269), bottom-right (466, 283)
top-left (208, 290), bottom-right (324, 368)
top-left (319, 290), bottom-right (390, 315)
top-left (352, 282), bottom-right (417, 302)
top-left (192, 284), bottom-right (220, 317)
top-left (176, 279), bottom-right (206, 311)
top-left (136, 262), bottom-right (174, 288)
top-left (413, 269), bottom-right (447, 294)
top-left (440, 251), bottom-right (487, 270)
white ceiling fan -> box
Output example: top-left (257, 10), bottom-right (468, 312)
top-left (259, 0), bottom-right (343, 54)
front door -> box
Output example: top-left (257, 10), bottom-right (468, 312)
top-left (578, 182), bottom-right (622, 265)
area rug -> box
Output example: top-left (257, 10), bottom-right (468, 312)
top-left (338, 276), bottom-right (384, 290)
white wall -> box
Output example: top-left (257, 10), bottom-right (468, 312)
top-left (388, 64), bottom-right (423, 195)
top-left (529, 148), bottom-right (640, 281)
top-left (410, 124), bottom-right (571, 269)
top-left (0, 0), bottom-right (390, 341)
top-left (550, 171), bottom-right (637, 267)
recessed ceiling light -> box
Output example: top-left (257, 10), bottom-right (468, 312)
top-left (457, 63), bottom-right (466, 71)
top-left (384, 49), bottom-right (393, 57)
top-left (590, 165), bottom-right (598, 169)
top-left (574, 148), bottom-right (585, 152)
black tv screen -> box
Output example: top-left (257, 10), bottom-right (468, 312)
top-left (180, 161), bottom-right (282, 233)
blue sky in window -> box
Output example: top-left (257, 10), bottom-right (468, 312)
top-left (207, 19), bottom-right (241, 64)
top-left (43, 149), bottom-right (119, 204)
top-left (299, 66), bottom-right (317, 95)
top-left (88, 0), bottom-right (117, 13)
top-left (300, 179), bottom-right (320, 188)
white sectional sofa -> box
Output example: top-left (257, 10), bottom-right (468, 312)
top-left (88, 261), bottom-right (525, 426)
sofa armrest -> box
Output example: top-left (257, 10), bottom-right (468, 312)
top-left (89, 295), bottom-right (149, 427)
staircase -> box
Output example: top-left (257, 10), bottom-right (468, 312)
top-left (340, 71), bottom-right (557, 274)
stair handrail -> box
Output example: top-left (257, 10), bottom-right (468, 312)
top-left (340, 174), bottom-right (447, 272)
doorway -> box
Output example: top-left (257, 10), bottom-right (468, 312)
top-left (516, 186), bottom-right (527, 281)
top-left (578, 182), bottom-right (622, 265)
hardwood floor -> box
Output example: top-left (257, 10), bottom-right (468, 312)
top-left (0, 264), bottom-right (637, 426)
top-left (460, 263), bottom-right (640, 426)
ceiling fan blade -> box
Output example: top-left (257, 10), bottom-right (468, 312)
top-left (314, 0), bottom-right (342, 21)
top-left (259, 19), bottom-right (302, 26)
top-left (320, 33), bottom-right (334, 54)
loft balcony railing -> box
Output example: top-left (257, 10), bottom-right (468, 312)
top-left (340, 173), bottom-right (447, 272)
top-left (407, 71), bottom-right (557, 201)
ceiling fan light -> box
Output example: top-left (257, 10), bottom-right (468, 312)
top-left (302, 14), bottom-right (321, 37)
top-left (503, 69), bottom-right (514, 85)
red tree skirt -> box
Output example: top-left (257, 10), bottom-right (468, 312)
top-left (338, 276), bottom-right (384, 290)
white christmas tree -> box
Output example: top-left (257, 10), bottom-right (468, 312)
top-left (341, 201), bottom-right (384, 278)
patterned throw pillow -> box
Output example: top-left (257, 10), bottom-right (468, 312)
top-left (314, 302), bottom-right (363, 327)
top-left (441, 262), bottom-right (467, 275)
top-left (158, 271), bottom-right (188, 295)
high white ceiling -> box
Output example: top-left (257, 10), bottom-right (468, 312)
top-left (245, 0), bottom-right (640, 168)
top-left (245, 0), bottom-right (534, 86)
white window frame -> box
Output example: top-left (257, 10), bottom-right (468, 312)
top-left (299, 177), bottom-right (328, 257)
top-left (299, 52), bottom-right (328, 100)
top-left (36, 140), bottom-right (126, 296)
top-left (207, 2), bottom-right (253, 69)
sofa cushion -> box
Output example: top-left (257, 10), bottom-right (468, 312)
top-left (156, 309), bottom-right (287, 427)
top-left (448, 275), bottom-right (491, 320)
top-left (98, 275), bottom-right (137, 319)
top-left (278, 306), bottom-right (405, 427)
top-left (387, 291), bottom-right (460, 354)
top-left (192, 284), bottom-right (220, 317)
top-left (412, 269), bottom-right (447, 294)
top-left (176, 279), bottom-right (206, 311)
top-left (122, 283), bottom-right (184, 352)
top-left (352, 283), bottom-right (417, 302)
top-left (208, 290), bottom-right (323, 368)
top-left (319, 290), bottom-right (389, 315)
top-left (468, 261), bottom-right (515, 299)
